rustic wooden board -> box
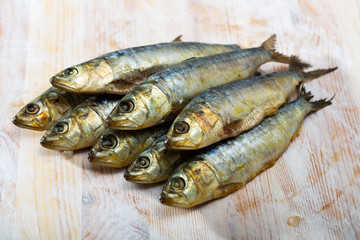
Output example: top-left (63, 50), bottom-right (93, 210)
top-left (1, 0), bottom-right (359, 239)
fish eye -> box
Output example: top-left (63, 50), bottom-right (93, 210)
top-left (100, 134), bottom-right (118, 149)
top-left (25, 103), bottom-right (40, 114)
top-left (174, 121), bottom-right (190, 134)
top-left (171, 177), bottom-right (186, 190)
top-left (136, 157), bottom-right (150, 168)
top-left (64, 68), bottom-right (78, 76)
top-left (118, 100), bottom-right (134, 113)
top-left (54, 122), bottom-right (69, 134)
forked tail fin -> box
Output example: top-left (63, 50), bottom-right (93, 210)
top-left (302, 67), bottom-right (338, 81)
top-left (288, 55), bottom-right (337, 82)
top-left (299, 85), bottom-right (334, 112)
top-left (260, 34), bottom-right (291, 64)
top-left (289, 56), bottom-right (312, 71)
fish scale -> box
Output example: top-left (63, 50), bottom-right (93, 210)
top-left (51, 39), bottom-right (241, 94)
top-left (107, 35), bottom-right (292, 130)
top-left (166, 60), bottom-right (336, 150)
top-left (152, 48), bottom-right (272, 106)
top-left (160, 90), bottom-right (333, 208)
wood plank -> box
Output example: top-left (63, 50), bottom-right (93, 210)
top-left (0, 0), bottom-right (359, 239)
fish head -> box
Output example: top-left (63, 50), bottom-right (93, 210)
top-left (88, 131), bottom-right (134, 168)
top-left (106, 84), bottom-right (171, 130)
top-left (50, 59), bottom-right (113, 93)
top-left (40, 106), bottom-right (104, 150)
top-left (166, 105), bottom-right (224, 150)
top-left (124, 137), bottom-right (172, 183)
top-left (12, 88), bottom-right (71, 130)
top-left (160, 160), bottom-right (219, 208)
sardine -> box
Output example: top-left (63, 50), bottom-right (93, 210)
top-left (166, 58), bottom-right (337, 149)
top-left (50, 36), bottom-right (241, 94)
top-left (12, 87), bottom-right (89, 131)
top-left (40, 95), bottom-right (122, 150)
top-left (106, 34), bottom-right (291, 130)
top-left (160, 87), bottom-right (333, 208)
top-left (124, 134), bottom-right (191, 183)
top-left (88, 125), bottom-right (169, 168)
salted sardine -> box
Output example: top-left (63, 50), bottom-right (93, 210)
top-left (106, 35), bottom-right (291, 130)
top-left (40, 95), bottom-right (121, 150)
top-left (160, 88), bottom-right (333, 208)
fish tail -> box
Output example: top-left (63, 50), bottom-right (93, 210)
top-left (302, 67), bottom-right (338, 81)
top-left (260, 34), bottom-right (291, 64)
top-left (288, 55), bottom-right (312, 71)
top-left (299, 85), bottom-right (334, 112)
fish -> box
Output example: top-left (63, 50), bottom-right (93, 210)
top-left (50, 36), bottom-right (242, 94)
top-left (40, 95), bottom-right (122, 150)
top-left (166, 57), bottom-right (337, 149)
top-left (88, 124), bottom-right (169, 168)
top-left (12, 86), bottom-right (89, 131)
top-left (124, 134), bottom-right (191, 183)
top-left (106, 34), bottom-right (291, 130)
top-left (159, 87), bottom-right (333, 208)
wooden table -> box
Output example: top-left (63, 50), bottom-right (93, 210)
top-left (1, 0), bottom-right (359, 239)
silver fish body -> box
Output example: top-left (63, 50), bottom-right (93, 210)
top-left (106, 35), bottom-right (291, 130)
top-left (40, 95), bottom-right (122, 150)
top-left (50, 39), bottom-right (241, 94)
top-left (166, 60), bottom-right (337, 149)
top-left (160, 88), bottom-right (333, 208)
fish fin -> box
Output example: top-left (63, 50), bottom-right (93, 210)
top-left (288, 55), bottom-right (312, 71)
top-left (224, 108), bottom-right (266, 137)
top-left (260, 34), bottom-right (291, 64)
top-left (172, 35), bottom-right (182, 42)
top-left (299, 85), bottom-right (334, 112)
top-left (302, 67), bottom-right (338, 82)
top-left (104, 81), bottom-right (139, 94)
top-left (105, 63), bottom-right (174, 94)
top-left (213, 183), bottom-right (243, 199)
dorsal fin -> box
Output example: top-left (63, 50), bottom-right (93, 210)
top-left (172, 35), bottom-right (183, 42)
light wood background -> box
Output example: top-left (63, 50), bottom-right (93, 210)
top-left (1, 0), bottom-right (359, 239)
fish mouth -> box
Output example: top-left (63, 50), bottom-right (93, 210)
top-left (40, 136), bottom-right (59, 149)
top-left (105, 116), bottom-right (141, 130)
top-left (40, 135), bottom-right (73, 150)
top-left (12, 115), bottom-right (46, 131)
top-left (165, 137), bottom-right (197, 150)
top-left (88, 152), bottom-right (124, 168)
top-left (50, 76), bottom-right (80, 92)
top-left (159, 193), bottom-right (175, 206)
top-left (123, 170), bottom-right (151, 183)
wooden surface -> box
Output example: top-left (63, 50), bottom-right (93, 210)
top-left (1, 0), bottom-right (359, 239)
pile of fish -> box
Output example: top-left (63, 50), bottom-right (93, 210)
top-left (12, 35), bottom-right (336, 208)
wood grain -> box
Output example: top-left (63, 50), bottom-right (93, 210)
top-left (0, 0), bottom-right (359, 239)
